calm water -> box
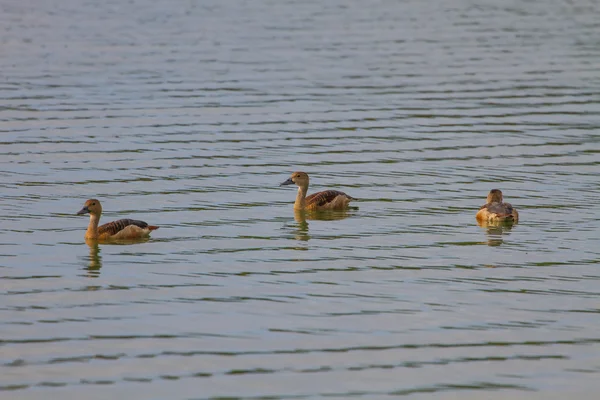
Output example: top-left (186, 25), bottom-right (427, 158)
top-left (2, 0), bottom-right (600, 398)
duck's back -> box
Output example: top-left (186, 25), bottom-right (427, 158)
top-left (98, 219), bottom-right (157, 239)
top-left (306, 190), bottom-right (353, 210)
top-left (477, 202), bottom-right (518, 222)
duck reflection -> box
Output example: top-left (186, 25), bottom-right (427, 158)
top-left (82, 237), bottom-right (151, 277)
top-left (292, 211), bottom-right (310, 241)
top-left (477, 219), bottom-right (516, 247)
top-left (291, 209), bottom-right (353, 241)
top-left (84, 239), bottom-right (102, 277)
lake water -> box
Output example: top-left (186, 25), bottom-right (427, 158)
top-left (2, 0), bottom-right (600, 398)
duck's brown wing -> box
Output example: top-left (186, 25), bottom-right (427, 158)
top-left (306, 190), bottom-right (351, 207)
top-left (484, 202), bottom-right (515, 218)
top-left (98, 219), bottom-right (149, 236)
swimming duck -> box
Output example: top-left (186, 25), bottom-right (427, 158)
top-left (476, 189), bottom-right (519, 222)
top-left (280, 171), bottom-right (354, 211)
top-left (77, 199), bottom-right (159, 240)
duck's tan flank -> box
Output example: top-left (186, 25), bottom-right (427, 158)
top-left (77, 199), bottom-right (158, 240)
top-left (476, 189), bottom-right (519, 222)
top-left (280, 171), bottom-right (354, 211)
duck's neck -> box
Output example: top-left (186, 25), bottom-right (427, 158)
top-left (85, 214), bottom-right (100, 239)
top-left (294, 184), bottom-right (308, 210)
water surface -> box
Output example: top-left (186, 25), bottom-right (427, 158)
top-left (2, 0), bottom-right (600, 398)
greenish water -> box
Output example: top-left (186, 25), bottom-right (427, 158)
top-left (2, 0), bottom-right (600, 399)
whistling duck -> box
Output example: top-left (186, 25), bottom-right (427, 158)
top-left (476, 189), bottom-right (519, 222)
top-left (77, 199), bottom-right (159, 240)
top-left (280, 171), bottom-right (354, 211)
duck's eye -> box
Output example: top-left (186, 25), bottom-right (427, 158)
top-left (91, 202), bottom-right (96, 206)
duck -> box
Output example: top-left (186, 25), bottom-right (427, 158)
top-left (76, 199), bottom-right (159, 240)
top-left (476, 189), bottom-right (519, 222)
top-left (280, 171), bottom-right (354, 211)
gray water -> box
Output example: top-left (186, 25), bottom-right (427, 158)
top-left (2, 0), bottom-right (600, 399)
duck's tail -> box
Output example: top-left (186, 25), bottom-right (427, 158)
top-left (148, 226), bottom-right (160, 231)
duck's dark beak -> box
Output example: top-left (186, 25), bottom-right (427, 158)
top-left (77, 206), bottom-right (90, 215)
top-left (280, 178), bottom-right (294, 186)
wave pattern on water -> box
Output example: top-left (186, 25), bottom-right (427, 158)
top-left (1, 0), bottom-right (600, 398)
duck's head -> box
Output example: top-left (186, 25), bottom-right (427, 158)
top-left (486, 189), bottom-right (503, 203)
top-left (280, 171), bottom-right (309, 188)
top-left (77, 199), bottom-right (102, 216)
